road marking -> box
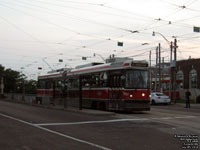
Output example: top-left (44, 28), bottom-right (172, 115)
top-left (35, 118), bottom-right (150, 126)
top-left (34, 116), bottom-right (196, 126)
top-left (0, 113), bottom-right (112, 150)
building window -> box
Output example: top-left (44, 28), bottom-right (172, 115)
top-left (176, 70), bottom-right (184, 88)
top-left (189, 69), bottom-right (197, 88)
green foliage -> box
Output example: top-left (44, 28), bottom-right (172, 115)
top-left (3, 68), bottom-right (22, 93)
top-left (25, 80), bottom-right (37, 94)
top-left (0, 64), bottom-right (37, 94)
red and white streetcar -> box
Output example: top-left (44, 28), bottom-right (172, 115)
top-left (37, 57), bottom-right (150, 111)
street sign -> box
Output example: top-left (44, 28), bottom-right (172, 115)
top-left (193, 26), bottom-right (200, 32)
top-left (59, 59), bottom-right (63, 62)
top-left (117, 41), bottom-right (123, 46)
top-left (82, 57), bottom-right (87, 60)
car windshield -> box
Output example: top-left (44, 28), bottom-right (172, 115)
top-left (125, 70), bottom-right (148, 89)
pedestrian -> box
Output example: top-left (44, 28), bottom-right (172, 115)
top-left (185, 89), bottom-right (191, 108)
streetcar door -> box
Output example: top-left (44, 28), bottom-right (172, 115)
top-left (109, 74), bottom-right (122, 110)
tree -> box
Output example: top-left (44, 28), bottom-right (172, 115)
top-left (25, 80), bottom-right (37, 94)
top-left (3, 68), bottom-right (23, 93)
top-left (0, 64), bottom-right (38, 94)
top-left (0, 65), bottom-right (5, 75)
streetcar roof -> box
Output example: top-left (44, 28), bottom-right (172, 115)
top-left (38, 72), bottom-right (62, 80)
top-left (67, 59), bottom-right (148, 76)
top-left (38, 58), bottom-right (148, 79)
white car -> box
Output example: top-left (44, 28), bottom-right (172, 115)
top-left (150, 92), bottom-right (171, 105)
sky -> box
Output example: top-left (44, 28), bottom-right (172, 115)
top-left (0, 0), bottom-right (200, 79)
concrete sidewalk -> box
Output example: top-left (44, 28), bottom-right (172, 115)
top-left (171, 103), bottom-right (200, 109)
top-left (0, 98), bottom-right (115, 116)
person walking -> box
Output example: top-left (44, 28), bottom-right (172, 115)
top-left (185, 89), bottom-right (191, 108)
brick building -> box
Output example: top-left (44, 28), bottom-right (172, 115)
top-left (151, 58), bottom-right (200, 102)
top-left (176, 58), bottom-right (200, 101)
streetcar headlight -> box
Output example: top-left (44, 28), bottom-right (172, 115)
top-left (130, 94), bottom-right (133, 98)
top-left (142, 93), bottom-right (145, 97)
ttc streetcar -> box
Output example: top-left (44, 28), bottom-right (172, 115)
top-left (37, 57), bottom-right (150, 111)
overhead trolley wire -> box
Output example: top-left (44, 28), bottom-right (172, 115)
top-left (14, 0), bottom-right (152, 22)
top-left (0, 2), bottom-right (80, 34)
top-left (0, 0), bottom-right (143, 45)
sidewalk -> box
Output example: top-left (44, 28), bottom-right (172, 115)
top-left (171, 103), bottom-right (200, 109)
top-left (0, 98), bottom-right (115, 116)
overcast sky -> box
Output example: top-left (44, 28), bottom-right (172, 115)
top-left (0, 0), bottom-right (200, 79)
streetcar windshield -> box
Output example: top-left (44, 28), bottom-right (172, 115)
top-left (125, 70), bottom-right (148, 89)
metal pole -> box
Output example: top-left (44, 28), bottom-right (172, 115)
top-left (173, 39), bottom-right (177, 103)
top-left (158, 43), bottom-right (161, 92)
top-left (155, 47), bottom-right (158, 92)
top-left (79, 75), bottom-right (82, 110)
top-left (169, 41), bottom-right (173, 101)
top-left (149, 51), bottom-right (152, 92)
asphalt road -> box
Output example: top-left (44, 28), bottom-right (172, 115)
top-left (0, 100), bottom-right (199, 150)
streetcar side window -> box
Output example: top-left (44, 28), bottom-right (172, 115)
top-left (46, 80), bottom-right (53, 89)
top-left (109, 74), bottom-right (124, 88)
top-left (100, 72), bottom-right (107, 86)
top-left (82, 72), bottom-right (108, 88)
top-left (55, 80), bottom-right (63, 89)
top-left (69, 78), bottom-right (79, 88)
top-left (82, 75), bottom-right (90, 87)
top-left (38, 79), bottom-right (45, 89)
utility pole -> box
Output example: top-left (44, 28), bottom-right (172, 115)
top-left (173, 39), bottom-right (177, 103)
top-left (79, 75), bottom-right (82, 110)
top-left (158, 43), bottom-right (161, 92)
top-left (169, 41), bottom-right (173, 101)
top-left (149, 51), bottom-right (152, 92)
top-left (155, 47), bottom-right (158, 92)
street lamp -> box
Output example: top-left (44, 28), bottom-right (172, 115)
top-left (152, 31), bottom-right (171, 44)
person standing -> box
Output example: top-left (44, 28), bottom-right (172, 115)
top-left (185, 89), bottom-right (191, 108)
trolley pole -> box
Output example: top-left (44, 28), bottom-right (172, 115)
top-left (79, 75), bottom-right (82, 110)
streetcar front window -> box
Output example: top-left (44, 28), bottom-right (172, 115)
top-left (126, 70), bottom-right (148, 89)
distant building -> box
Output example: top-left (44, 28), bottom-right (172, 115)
top-left (151, 58), bottom-right (200, 102)
top-left (176, 58), bottom-right (200, 101)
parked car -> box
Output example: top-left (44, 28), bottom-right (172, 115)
top-left (150, 92), bottom-right (171, 105)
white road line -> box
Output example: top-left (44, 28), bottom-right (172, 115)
top-left (35, 118), bottom-right (150, 126)
top-left (174, 116), bottom-right (196, 119)
top-left (34, 116), bottom-right (196, 126)
top-left (0, 113), bottom-right (112, 150)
